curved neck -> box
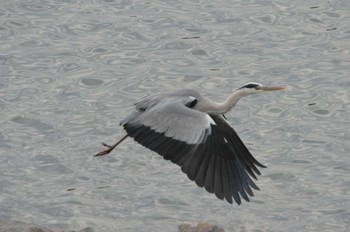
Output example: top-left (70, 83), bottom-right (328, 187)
top-left (202, 89), bottom-right (247, 114)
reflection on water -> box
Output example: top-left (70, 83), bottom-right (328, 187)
top-left (0, 0), bottom-right (350, 231)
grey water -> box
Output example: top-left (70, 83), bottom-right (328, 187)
top-left (1, 0), bottom-right (350, 231)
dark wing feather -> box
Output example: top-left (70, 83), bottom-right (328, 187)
top-left (210, 115), bottom-right (266, 176)
top-left (123, 113), bottom-right (264, 205)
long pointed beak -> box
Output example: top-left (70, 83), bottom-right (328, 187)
top-left (257, 86), bottom-right (285, 91)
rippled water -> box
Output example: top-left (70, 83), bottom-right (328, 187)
top-left (1, 0), bottom-right (350, 231)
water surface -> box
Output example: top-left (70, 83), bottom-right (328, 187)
top-left (1, 0), bottom-right (350, 231)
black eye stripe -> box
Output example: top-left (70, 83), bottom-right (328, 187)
top-left (239, 84), bottom-right (259, 89)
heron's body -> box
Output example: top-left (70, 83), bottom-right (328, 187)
top-left (95, 83), bottom-right (284, 205)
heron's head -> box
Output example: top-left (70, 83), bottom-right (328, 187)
top-left (238, 82), bottom-right (285, 95)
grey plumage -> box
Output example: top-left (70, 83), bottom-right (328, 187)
top-left (121, 89), bottom-right (213, 144)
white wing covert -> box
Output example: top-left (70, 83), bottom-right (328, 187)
top-left (124, 97), bottom-right (213, 144)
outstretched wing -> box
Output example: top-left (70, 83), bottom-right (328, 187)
top-left (121, 99), bottom-right (264, 204)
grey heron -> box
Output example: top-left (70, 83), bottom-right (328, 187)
top-left (95, 82), bottom-right (284, 205)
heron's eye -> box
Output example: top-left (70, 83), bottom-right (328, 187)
top-left (186, 98), bottom-right (198, 108)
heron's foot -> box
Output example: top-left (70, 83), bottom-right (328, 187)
top-left (94, 135), bottom-right (128, 157)
top-left (94, 143), bottom-right (113, 157)
top-left (95, 149), bottom-right (110, 156)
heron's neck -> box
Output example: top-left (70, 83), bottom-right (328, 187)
top-left (205, 89), bottom-right (247, 114)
